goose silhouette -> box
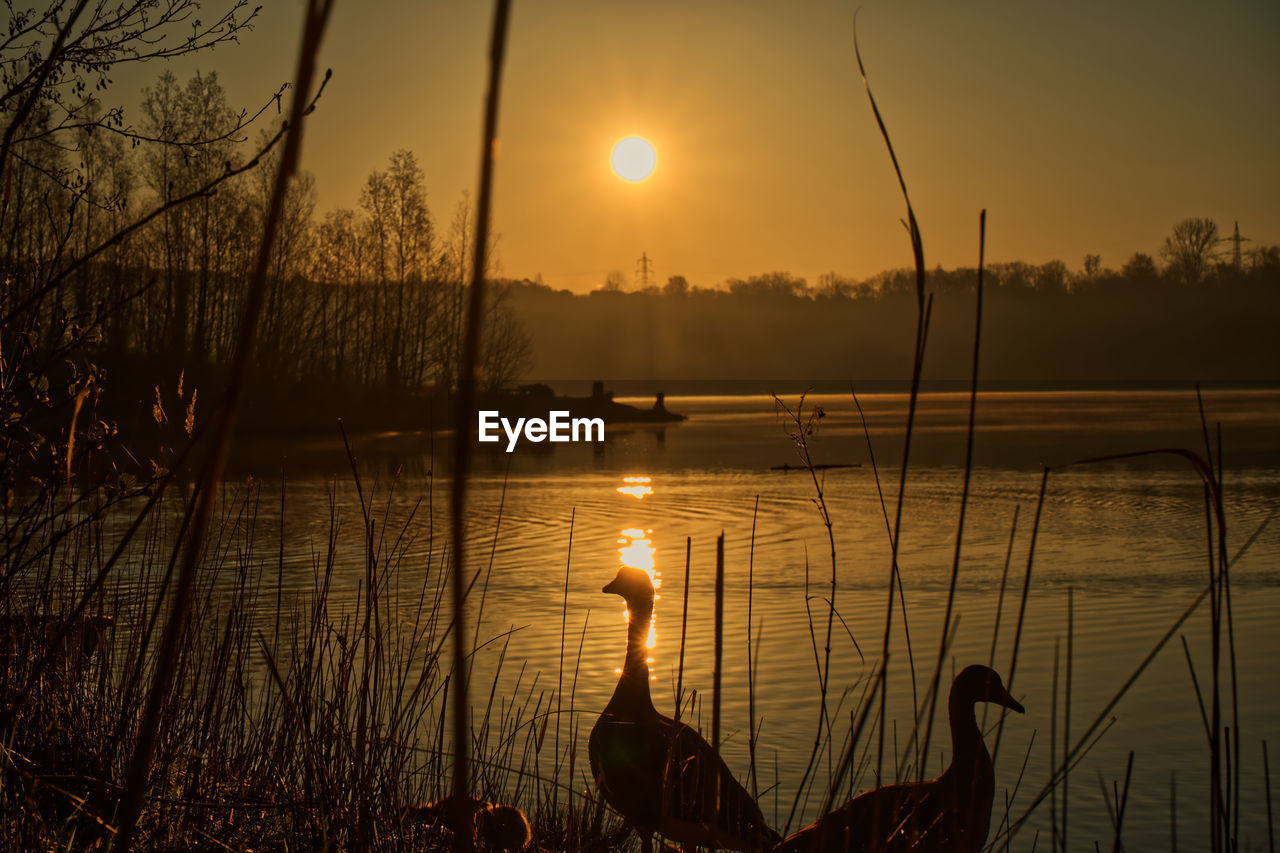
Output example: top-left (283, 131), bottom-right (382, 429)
top-left (402, 794), bottom-right (531, 852)
top-left (589, 566), bottom-right (779, 853)
top-left (774, 664), bottom-right (1024, 853)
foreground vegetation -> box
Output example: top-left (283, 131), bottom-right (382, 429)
top-left (0, 462), bottom-right (640, 850)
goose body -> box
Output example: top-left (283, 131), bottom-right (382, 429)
top-left (589, 567), bottom-right (779, 853)
top-left (775, 665), bottom-right (1024, 853)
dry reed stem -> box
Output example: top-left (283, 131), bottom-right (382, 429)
top-left (448, 5), bottom-right (512, 852)
top-left (676, 535), bottom-right (691, 722)
top-left (747, 495), bottom-right (760, 801)
top-left (917, 208), bottom-right (986, 779)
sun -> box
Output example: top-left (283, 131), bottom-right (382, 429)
top-left (611, 136), bottom-right (656, 182)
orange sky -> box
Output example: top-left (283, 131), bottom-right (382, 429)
top-left (133, 1), bottom-right (1279, 292)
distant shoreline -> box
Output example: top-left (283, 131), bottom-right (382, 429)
top-left (535, 378), bottom-right (1280, 398)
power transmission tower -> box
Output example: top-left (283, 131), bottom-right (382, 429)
top-left (1230, 221), bottom-right (1253, 269)
top-left (635, 251), bottom-right (654, 289)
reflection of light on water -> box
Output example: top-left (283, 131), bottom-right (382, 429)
top-left (618, 529), bottom-right (657, 577)
top-left (617, 485), bottom-right (653, 499)
top-left (618, 526), bottom-right (660, 673)
top-left (617, 475), bottom-right (654, 500)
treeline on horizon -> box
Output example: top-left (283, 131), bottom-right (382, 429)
top-left (505, 230), bottom-right (1280, 382)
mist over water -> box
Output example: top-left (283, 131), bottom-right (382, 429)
top-left (245, 390), bottom-right (1280, 848)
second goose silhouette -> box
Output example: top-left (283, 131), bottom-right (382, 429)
top-left (774, 664), bottom-right (1024, 852)
top-left (589, 566), bottom-right (779, 853)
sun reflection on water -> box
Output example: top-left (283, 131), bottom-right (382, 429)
top-left (618, 528), bottom-right (657, 578)
top-left (617, 475), bottom-right (653, 500)
top-left (616, 477), bottom-right (659, 678)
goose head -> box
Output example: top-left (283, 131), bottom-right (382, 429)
top-left (475, 802), bottom-right (532, 852)
top-left (953, 664), bottom-right (1024, 713)
top-left (602, 566), bottom-right (655, 608)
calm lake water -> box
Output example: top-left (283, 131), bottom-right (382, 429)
top-left (236, 389), bottom-right (1280, 850)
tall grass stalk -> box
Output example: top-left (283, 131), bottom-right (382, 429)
top-left (1264, 739), bottom-right (1274, 853)
top-left (852, 23), bottom-right (933, 793)
top-left (712, 531), bottom-right (726, 831)
top-left (917, 208), bottom-right (985, 779)
top-left (992, 467), bottom-right (1049, 766)
top-left (676, 535), bottom-right (691, 721)
top-left (555, 507), bottom-right (575, 828)
top-left (1063, 586), bottom-right (1074, 852)
top-left (848, 387), bottom-right (916, 772)
top-left (447, 4), bottom-right (510, 852)
top-left (747, 495), bottom-right (760, 800)
top-left (1050, 636), bottom-right (1060, 851)
top-left (1110, 750), bottom-right (1135, 853)
top-left (772, 392), bottom-right (846, 827)
top-left (982, 504), bottom-right (1020, 732)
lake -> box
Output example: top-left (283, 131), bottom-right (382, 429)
top-left (235, 388), bottom-right (1280, 850)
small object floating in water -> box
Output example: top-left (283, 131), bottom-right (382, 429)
top-left (589, 566), bottom-right (780, 853)
top-left (402, 794), bottom-right (531, 852)
top-left (770, 463), bottom-right (861, 472)
top-left (774, 664), bottom-right (1025, 853)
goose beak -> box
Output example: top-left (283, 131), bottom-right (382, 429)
top-left (602, 578), bottom-right (620, 595)
top-left (1002, 692), bottom-right (1026, 714)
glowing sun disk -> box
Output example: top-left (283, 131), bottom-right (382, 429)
top-left (611, 136), bottom-right (656, 182)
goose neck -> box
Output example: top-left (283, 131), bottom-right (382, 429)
top-left (612, 597), bottom-right (654, 708)
top-left (948, 689), bottom-right (986, 766)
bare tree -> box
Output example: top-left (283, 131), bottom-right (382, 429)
top-left (600, 269), bottom-right (626, 292)
top-left (433, 193), bottom-right (472, 388)
top-left (311, 207), bottom-right (366, 378)
top-left (360, 149), bottom-right (437, 386)
top-left (139, 70), bottom-right (246, 359)
top-left (1161, 217), bottom-right (1222, 284)
top-left (249, 126), bottom-right (317, 368)
top-left (816, 271), bottom-right (859, 298)
top-left (480, 286), bottom-right (532, 392)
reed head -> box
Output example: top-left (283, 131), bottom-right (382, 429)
top-left (953, 664), bottom-right (1024, 713)
top-left (601, 566), bottom-right (655, 605)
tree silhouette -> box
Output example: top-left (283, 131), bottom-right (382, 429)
top-left (663, 275), bottom-right (689, 297)
top-left (1161, 217), bottom-right (1222, 284)
top-left (727, 270), bottom-right (808, 297)
top-left (1121, 252), bottom-right (1159, 283)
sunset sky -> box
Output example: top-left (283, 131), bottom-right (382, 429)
top-left (134, 0), bottom-right (1279, 292)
